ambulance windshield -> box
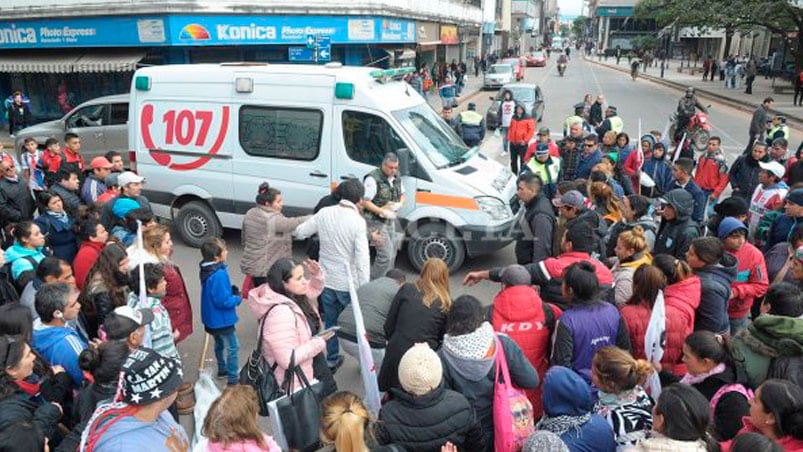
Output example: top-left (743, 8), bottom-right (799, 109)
top-left (392, 104), bottom-right (474, 169)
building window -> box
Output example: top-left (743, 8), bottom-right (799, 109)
top-left (342, 110), bottom-right (406, 167)
top-left (239, 106), bottom-right (322, 160)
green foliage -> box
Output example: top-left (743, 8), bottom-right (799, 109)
top-left (572, 16), bottom-right (589, 37)
top-left (630, 34), bottom-right (661, 51)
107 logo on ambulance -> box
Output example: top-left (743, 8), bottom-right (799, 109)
top-left (139, 103), bottom-right (230, 171)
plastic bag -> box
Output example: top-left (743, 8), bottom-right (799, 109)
top-left (192, 369), bottom-right (222, 448)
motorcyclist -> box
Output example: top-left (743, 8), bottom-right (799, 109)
top-left (675, 87), bottom-right (708, 141)
top-left (557, 53), bottom-right (568, 67)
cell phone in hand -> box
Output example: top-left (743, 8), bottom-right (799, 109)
top-left (318, 326), bottom-right (341, 337)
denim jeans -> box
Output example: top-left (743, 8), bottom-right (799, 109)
top-left (320, 288), bottom-right (351, 367)
top-left (212, 330), bottom-right (240, 384)
top-left (500, 126), bottom-right (510, 153)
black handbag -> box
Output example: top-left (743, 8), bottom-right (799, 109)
top-left (238, 305), bottom-right (283, 416)
top-left (276, 352), bottom-right (325, 451)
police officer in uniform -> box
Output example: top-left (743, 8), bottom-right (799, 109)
top-left (765, 115), bottom-right (790, 147)
top-left (456, 102), bottom-right (486, 147)
top-left (595, 106), bottom-right (624, 137)
top-left (363, 153), bottom-right (406, 280)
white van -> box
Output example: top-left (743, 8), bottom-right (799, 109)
top-left (129, 63), bottom-right (517, 271)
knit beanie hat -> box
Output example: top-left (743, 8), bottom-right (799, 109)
top-left (398, 343), bottom-right (442, 396)
top-left (523, 430), bottom-right (570, 452)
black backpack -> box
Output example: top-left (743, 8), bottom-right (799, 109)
top-left (2, 255), bottom-right (39, 296)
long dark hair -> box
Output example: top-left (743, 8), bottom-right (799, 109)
top-left (684, 330), bottom-right (739, 369)
top-left (626, 264), bottom-right (666, 308)
top-left (256, 182), bottom-right (281, 206)
top-left (267, 258), bottom-right (319, 323)
top-left (0, 335), bottom-right (28, 400)
top-left (563, 261), bottom-right (599, 305)
top-left (79, 242), bottom-right (129, 323)
top-left (654, 384), bottom-right (719, 451)
top-left (756, 379), bottom-right (803, 440)
top-left (35, 190), bottom-right (63, 214)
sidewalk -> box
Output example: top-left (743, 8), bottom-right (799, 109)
top-left (424, 73), bottom-right (485, 111)
top-left (585, 55), bottom-right (802, 125)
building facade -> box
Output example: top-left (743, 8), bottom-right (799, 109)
top-left (0, 0), bottom-right (481, 122)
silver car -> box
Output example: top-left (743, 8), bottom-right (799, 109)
top-left (14, 94), bottom-right (129, 164)
top-left (485, 83), bottom-right (545, 129)
top-left (483, 63), bottom-right (514, 90)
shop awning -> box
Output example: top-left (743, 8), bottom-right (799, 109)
top-left (0, 51), bottom-right (145, 73)
top-left (418, 41), bottom-right (442, 46)
top-left (74, 51), bottom-right (146, 73)
top-left (0, 53), bottom-right (80, 74)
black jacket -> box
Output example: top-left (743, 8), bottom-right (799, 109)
top-left (0, 177), bottom-right (35, 227)
top-left (694, 253), bottom-right (738, 334)
top-left (50, 184), bottom-right (82, 218)
top-left (375, 384), bottom-right (485, 452)
top-left (379, 283), bottom-right (447, 392)
top-left (691, 365), bottom-right (750, 441)
top-left (0, 387), bottom-right (62, 442)
top-left (728, 155), bottom-right (764, 201)
top-left (654, 189), bottom-right (700, 259)
top-left (589, 101), bottom-right (604, 126)
top-left (514, 193), bottom-right (555, 265)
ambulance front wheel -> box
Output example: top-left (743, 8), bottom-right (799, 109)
top-left (407, 222), bottom-right (466, 273)
top-left (175, 200), bottom-right (223, 248)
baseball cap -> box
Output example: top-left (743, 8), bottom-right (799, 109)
top-left (112, 198), bottom-right (141, 219)
top-left (118, 171), bottom-right (145, 186)
top-left (120, 348), bottom-right (183, 405)
top-left (717, 217), bottom-right (748, 240)
top-left (535, 143), bottom-right (550, 156)
top-left (552, 190), bottom-right (585, 209)
top-left (758, 160), bottom-right (785, 179)
top-left (467, 102), bottom-right (477, 110)
top-left (538, 127), bottom-right (550, 135)
top-left (90, 156), bottom-right (113, 170)
top-left (104, 306), bottom-right (154, 340)
top-left (786, 189), bottom-right (803, 206)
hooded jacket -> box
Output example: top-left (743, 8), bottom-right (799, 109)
top-left (621, 276), bottom-right (701, 376)
top-left (84, 410), bottom-right (190, 452)
top-left (375, 384), bottom-right (485, 452)
top-left (728, 154), bottom-right (764, 200)
top-left (767, 213), bottom-right (803, 250)
top-left (694, 149), bottom-right (730, 198)
top-left (200, 262), bottom-right (241, 330)
top-left (727, 242), bottom-right (768, 320)
top-left (654, 189), bottom-right (700, 259)
top-left (4, 243), bottom-right (46, 283)
top-left (0, 175), bottom-right (35, 227)
top-left (73, 240), bottom-right (105, 291)
top-left (245, 272), bottom-right (326, 391)
top-left (694, 252), bottom-right (739, 334)
top-left (732, 315), bottom-right (803, 388)
top-left (541, 366), bottom-right (616, 452)
top-left (0, 388), bottom-right (61, 444)
top-left (641, 151), bottom-right (674, 197)
top-left (32, 319), bottom-right (88, 386)
top-left (439, 333), bottom-right (539, 439)
top-left (507, 107), bottom-right (535, 144)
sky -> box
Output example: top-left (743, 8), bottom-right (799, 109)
top-left (559, 0), bottom-right (584, 17)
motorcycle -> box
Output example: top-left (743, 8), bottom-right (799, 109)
top-left (558, 63), bottom-right (566, 76)
top-left (670, 110), bottom-right (712, 154)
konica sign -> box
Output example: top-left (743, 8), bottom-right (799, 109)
top-left (168, 15), bottom-right (415, 45)
top-left (0, 17), bottom-right (167, 48)
top-left (0, 15), bottom-right (414, 49)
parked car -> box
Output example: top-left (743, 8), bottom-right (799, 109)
top-left (14, 94), bottom-right (129, 165)
top-left (501, 57), bottom-right (525, 80)
top-left (483, 63), bottom-right (515, 89)
top-left (486, 83), bottom-right (545, 129)
top-left (525, 51), bottom-right (547, 67)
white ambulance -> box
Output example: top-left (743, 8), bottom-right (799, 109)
top-left (128, 62), bottom-right (517, 271)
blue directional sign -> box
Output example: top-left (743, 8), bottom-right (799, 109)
top-left (305, 34), bottom-right (317, 49)
top-left (288, 47), bottom-right (315, 62)
top-left (317, 47), bottom-right (331, 61)
top-left (318, 36), bottom-right (331, 48)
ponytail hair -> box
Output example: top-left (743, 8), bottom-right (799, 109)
top-left (592, 346), bottom-right (653, 392)
top-left (255, 182), bottom-right (281, 206)
top-left (755, 379), bottom-right (803, 440)
top-left (618, 225), bottom-right (649, 254)
top-left (684, 330), bottom-right (739, 369)
top-left (320, 391), bottom-right (373, 452)
top-left (654, 384), bottom-right (720, 452)
top-left (691, 237), bottom-right (724, 266)
top-left (626, 264), bottom-right (666, 309)
top-left (653, 254), bottom-right (693, 284)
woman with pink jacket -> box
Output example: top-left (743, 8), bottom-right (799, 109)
top-left (246, 257), bottom-right (337, 395)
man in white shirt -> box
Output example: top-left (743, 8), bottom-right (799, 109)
top-left (294, 178), bottom-right (370, 370)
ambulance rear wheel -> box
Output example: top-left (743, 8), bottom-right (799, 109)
top-left (407, 222), bottom-right (465, 273)
top-left (175, 201), bottom-right (222, 248)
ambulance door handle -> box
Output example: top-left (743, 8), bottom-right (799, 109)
top-left (94, 132), bottom-right (103, 138)
top-left (340, 174), bottom-right (357, 180)
top-left (309, 170), bottom-right (328, 178)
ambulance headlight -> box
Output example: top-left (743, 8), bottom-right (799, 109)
top-left (475, 196), bottom-right (511, 221)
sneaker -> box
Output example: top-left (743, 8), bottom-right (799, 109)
top-left (500, 150), bottom-right (508, 156)
top-left (327, 355), bottom-right (344, 373)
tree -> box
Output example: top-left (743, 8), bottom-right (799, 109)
top-left (631, 35), bottom-right (661, 53)
top-left (560, 23), bottom-right (571, 38)
top-left (635, 0), bottom-right (803, 73)
top-left (572, 16), bottom-right (589, 38)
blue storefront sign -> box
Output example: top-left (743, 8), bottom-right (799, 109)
top-left (0, 15), bottom-right (415, 49)
top-left (168, 15), bottom-right (415, 46)
top-left (288, 47), bottom-right (316, 62)
top-left (0, 16), bottom-right (167, 48)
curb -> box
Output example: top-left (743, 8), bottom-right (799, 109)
top-left (583, 57), bottom-right (803, 128)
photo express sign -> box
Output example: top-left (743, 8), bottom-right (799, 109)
top-left (0, 15), bottom-right (415, 49)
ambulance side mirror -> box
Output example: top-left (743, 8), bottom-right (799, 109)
top-left (396, 148), bottom-right (414, 176)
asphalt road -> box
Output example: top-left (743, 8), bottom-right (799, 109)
top-left (173, 56), bottom-right (801, 433)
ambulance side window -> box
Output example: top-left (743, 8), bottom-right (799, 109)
top-left (239, 106), bottom-right (323, 160)
top-left (342, 110), bottom-right (406, 167)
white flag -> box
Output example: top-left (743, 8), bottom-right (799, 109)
top-left (644, 290), bottom-right (666, 398)
top-left (346, 267), bottom-right (382, 417)
top-left (135, 220), bottom-right (152, 348)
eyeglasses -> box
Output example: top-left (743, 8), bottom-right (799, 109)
top-left (584, 144), bottom-right (595, 148)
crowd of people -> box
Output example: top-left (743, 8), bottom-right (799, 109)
top-left (0, 82), bottom-right (802, 452)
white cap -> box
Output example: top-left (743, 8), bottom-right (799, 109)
top-left (117, 171), bottom-right (145, 186)
top-left (759, 160), bottom-right (786, 179)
